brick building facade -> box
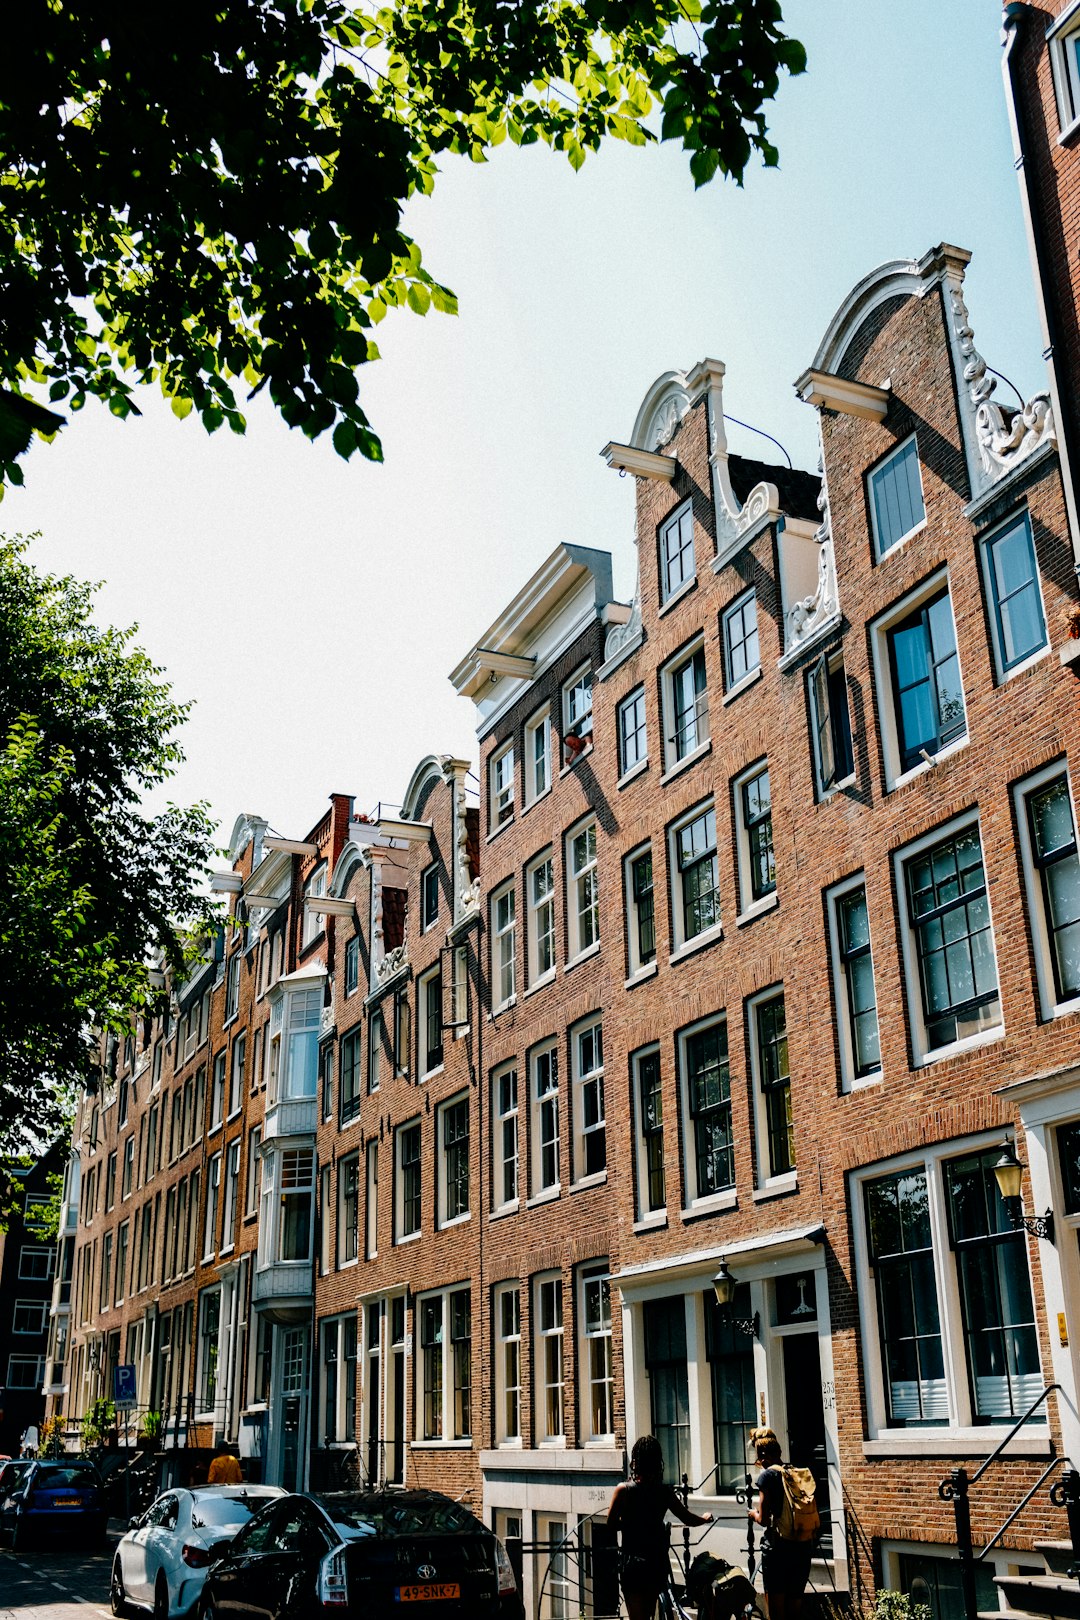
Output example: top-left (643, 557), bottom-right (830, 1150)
top-left (54, 233), bottom-right (1080, 1620)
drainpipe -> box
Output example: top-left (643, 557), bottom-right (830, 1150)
top-left (1001, 1), bottom-right (1080, 576)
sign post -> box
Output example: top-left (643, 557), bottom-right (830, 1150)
top-left (113, 1365), bottom-right (137, 1523)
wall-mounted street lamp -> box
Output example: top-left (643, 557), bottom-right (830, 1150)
top-left (711, 1259), bottom-right (760, 1338)
top-left (992, 1142), bottom-right (1055, 1243)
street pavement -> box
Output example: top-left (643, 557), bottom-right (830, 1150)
top-left (0, 1523), bottom-right (119, 1620)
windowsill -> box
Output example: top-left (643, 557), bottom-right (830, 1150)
top-left (394, 1231), bottom-right (422, 1246)
top-left (753, 1172), bottom-right (798, 1201)
top-left (998, 642), bottom-right (1052, 685)
top-left (617, 759), bottom-right (649, 791)
top-left (625, 962), bottom-right (659, 990)
top-left (875, 517), bottom-right (927, 564)
top-left (227, 1108), bottom-right (243, 1125)
top-left (207, 1122), bottom-right (223, 1139)
top-left (522, 785), bottom-right (553, 816)
top-left (736, 892), bottom-right (779, 928)
top-left (338, 1257), bottom-right (359, 1271)
top-left (526, 1186), bottom-right (561, 1209)
top-left (1046, 995), bottom-right (1080, 1022)
top-left (570, 1171), bottom-right (607, 1194)
top-left (420, 1064), bottom-right (444, 1084)
top-left (438, 1213), bottom-right (471, 1231)
top-left (223, 1012), bottom-right (239, 1031)
top-left (564, 942), bottom-right (601, 973)
top-left (660, 739), bottom-right (712, 785)
top-left (915, 1023), bottom-right (1005, 1069)
top-left (495, 1438), bottom-right (524, 1451)
top-left (489, 996), bottom-right (517, 1019)
top-left (658, 575), bottom-right (698, 617)
top-left (863, 1428), bottom-right (1051, 1460)
top-left (889, 734), bottom-right (968, 793)
top-left (490, 1200), bottom-right (520, 1221)
top-left (682, 1189), bottom-right (737, 1221)
top-left (559, 742), bottom-right (594, 778)
top-left (818, 771), bottom-right (857, 802)
top-left (195, 1411), bottom-right (216, 1425)
top-left (633, 1211), bottom-right (668, 1233)
top-left (1058, 109), bottom-right (1080, 147)
top-left (411, 1439), bottom-right (473, 1450)
top-left (487, 818), bottom-right (514, 845)
top-left (523, 970), bottom-right (557, 999)
top-left (669, 924), bottom-right (723, 965)
top-left (219, 1243), bottom-right (235, 1257)
top-left (844, 1070), bottom-right (884, 1094)
top-left (723, 667), bottom-right (762, 706)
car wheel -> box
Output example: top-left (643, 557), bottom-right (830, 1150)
top-left (199, 1589), bottom-right (218, 1620)
top-left (110, 1559), bottom-right (130, 1618)
top-left (153, 1573), bottom-right (170, 1620)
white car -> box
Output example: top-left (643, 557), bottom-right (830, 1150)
top-left (111, 1484), bottom-right (286, 1620)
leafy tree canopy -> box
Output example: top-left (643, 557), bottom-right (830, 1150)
top-left (0, 0), bottom-right (804, 482)
top-left (0, 535), bottom-right (217, 1158)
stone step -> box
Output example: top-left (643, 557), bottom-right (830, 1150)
top-left (994, 1574), bottom-right (1080, 1619)
top-left (1035, 1542), bottom-right (1079, 1578)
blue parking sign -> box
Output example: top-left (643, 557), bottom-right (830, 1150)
top-left (113, 1363), bottom-right (137, 1409)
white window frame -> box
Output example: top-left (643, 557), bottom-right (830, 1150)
top-left (678, 1013), bottom-right (736, 1215)
top-left (338, 1150), bottom-right (361, 1267)
top-left (632, 1043), bottom-right (666, 1224)
top-left (747, 986), bottom-right (796, 1190)
top-left (571, 1017), bottom-right (605, 1185)
top-left (867, 432), bottom-right (926, 560)
top-left (1014, 759), bottom-right (1080, 1021)
top-left (579, 1265), bottom-right (614, 1442)
top-left (894, 810), bottom-right (1004, 1067)
top-left (421, 864), bottom-right (440, 932)
top-left (365, 1139), bottom-right (379, 1259)
top-left (224, 951), bottom-right (241, 1025)
top-left (6, 1355), bottom-right (46, 1389)
top-left (1049, 5), bottom-right (1080, 139)
top-left (415, 1284), bottom-right (471, 1443)
top-left (195, 1285), bottom-right (222, 1420)
top-left (566, 817), bottom-right (599, 962)
top-left (395, 1119), bottom-right (422, 1244)
top-left (851, 1132), bottom-right (1047, 1449)
top-left (733, 760), bottom-right (777, 921)
top-left (659, 498), bottom-right (695, 603)
top-left (494, 1282), bottom-right (522, 1445)
top-left (530, 1041), bottom-right (560, 1200)
top-left (661, 637), bottom-right (710, 775)
top-left (344, 934), bottom-right (360, 997)
top-left (418, 964), bottom-right (444, 1078)
top-left (617, 685), bottom-right (648, 780)
top-left (221, 1138), bottom-right (240, 1254)
top-left (245, 1126), bottom-right (262, 1218)
top-left (491, 882), bottom-right (517, 1010)
top-left (492, 1063), bottom-right (519, 1215)
top-left (19, 1248), bottom-right (54, 1282)
top-left (809, 647), bottom-right (855, 797)
top-left (438, 1092), bottom-right (471, 1229)
top-left (668, 799), bottom-right (721, 956)
top-left (562, 664), bottom-right (593, 758)
top-left (534, 1272), bottom-right (565, 1444)
top-left (490, 743), bottom-right (515, 832)
top-left (228, 1034), bottom-right (245, 1119)
top-left (322, 1313), bottom-right (360, 1444)
top-left (12, 1298), bottom-right (47, 1336)
top-left (203, 1151), bottom-right (221, 1260)
top-left (624, 842), bottom-right (657, 982)
top-left (826, 873), bottom-right (883, 1091)
top-left (302, 862), bottom-right (327, 948)
top-left (524, 706), bottom-right (552, 806)
top-left (979, 508), bottom-right (1050, 683)
top-left (451, 943), bottom-right (469, 1035)
top-left (722, 588), bottom-right (760, 694)
top-left (526, 851), bottom-right (556, 987)
top-left (871, 568), bottom-right (968, 792)
top-left (210, 1049), bottom-right (226, 1131)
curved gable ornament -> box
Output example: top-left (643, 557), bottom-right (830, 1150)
top-left (630, 371), bottom-right (693, 452)
top-left (400, 754), bottom-right (448, 822)
top-left (329, 840), bottom-right (367, 899)
top-left (810, 257), bottom-right (923, 377)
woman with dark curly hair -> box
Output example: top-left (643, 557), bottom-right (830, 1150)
top-left (608, 1436), bottom-right (713, 1620)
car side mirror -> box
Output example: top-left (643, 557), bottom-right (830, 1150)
top-left (129, 1514), bottom-right (143, 1529)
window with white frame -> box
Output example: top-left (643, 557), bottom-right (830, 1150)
top-left (659, 499), bottom-right (695, 601)
top-left (810, 649), bottom-right (854, 794)
top-left (633, 1046), bottom-right (666, 1217)
top-left (319, 1164), bottom-right (331, 1273)
top-left (525, 707), bottom-right (551, 804)
top-left (451, 944), bottom-right (468, 1032)
top-left (625, 845), bottom-right (656, 977)
top-left (221, 1137), bottom-right (241, 1251)
top-left (12, 1299), bottom-right (46, 1336)
top-left (494, 1283), bottom-right (522, 1444)
top-left (722, 590), bottom-right (760, 689)
top-left (417, 1286), bottom-right (471, 1441)
top-left (439, 1096), bottom-right (470, 1225)
top-left (368, 1011), bottom-right (382, 1094)
top-left (365, 1140), bottom-right (378, 1259)
top-left (663, 641), bottom-right (709, 769)
top-left (826, 876), bottom-right (882, 1086)
top-left (491, 883), bottom-right (516, 1009)
top-left (225, 952), bottom-right (240, 1023)
top-left (393, 989), bottom-right (410, 1078)
top-left (735, 762), bottom-right (776, 911)
top-left (868, 435), bottom-right (925, 558)
top-left (875, 575), bottom-right (967, 783)
top-left (19, 1248), bottom-right (54, 1282)
top-left (670, 802), bottom-right (720, 950)
top-left (492, 1064), bottom-right (518, 1211)
top-left (339, 1026), bottom-right (362, 1124)
top-left (618, 686), bottom-right (648, 777)
top-left (981, 510), bottom-right (1048, 679)
top-left (531, 1043), bottom-right (560, 1196)
top-left (320, 1041), bottom-right (334, 1121)
top-left (857, 1141), bottom-right (1042, 1433)
top-left (751, 989), bottom-right (795, 1179)
top-left (580, 1266), bottom-right (613, 1440)
top-left (196, 1287), bottom-right (221, 1415)
top-left (270, 1147), bottom-right (314, 1263)
top-left (490, 743), bottom-right (515, 830)
top-left (204, 1152), bottom-right (221, 1258)
top-left (268, 983), bottom-right (322, 1102)
top-left (228, 1035), bottom-right (245, 1117)
top-left (1017, 764), bottom-right (1080, 1015)
top-left (681, 1017), bottom-right (734, 1204)
top-left (6, 1355), bottom-right (46, 1389)
top-left (245, 1127), bottom-right (261, 1218)
top-left (527, 853), bottom-right (556, 984)
top-left (396, 1121), bottom-right (422, 1241)
top-left (572, 1019), bottom-right (605, 1180)
top-left (121, 1136), bottom-right (134, 1199)
top-left (567, 819), bottom-right (599, 959)
top-left (338, 1152), bottom-right (360, 1265)
top-left (562, 665), bottom-right (593, 754)
top-left (344, 935), bottom-right (360, 997)
top-left (898, 817), bottom-right (1001, 1060)
top-left (1048, 9), bottom-right (1080, 134)
top-left (421, 864), bottom-right (439, 931)
top-left (302, 863), bottom-right (327, 948)
top-left (535, 1273), bottom-right (565, 1441)
top-left (418, 965), bottom-right (443, 1075)
top-left (322, 1314), bottom-right (359, 1444)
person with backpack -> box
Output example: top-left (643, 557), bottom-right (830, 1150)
top-left (608, 1435), bottom-right (714, 1620)
top-left (748, 1427), bottom-right (820, 1620)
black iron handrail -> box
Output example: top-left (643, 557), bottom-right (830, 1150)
top-left (969, 1383), bottom-right (1061, 1485)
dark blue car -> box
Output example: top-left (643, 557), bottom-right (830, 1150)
top-left (1, 1458), bottom-right (108, 1551)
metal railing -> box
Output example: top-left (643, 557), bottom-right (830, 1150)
top-left (937, 1383), bottom-right (1070, 1620)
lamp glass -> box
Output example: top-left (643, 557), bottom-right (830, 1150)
top-left (993, 1147), bottom-right (1024, 1203)
top-left (712, 1262), bottom-right (736, 1308)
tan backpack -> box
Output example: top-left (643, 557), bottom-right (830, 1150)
top-left (772, 1465), bottom-right (820, 1542)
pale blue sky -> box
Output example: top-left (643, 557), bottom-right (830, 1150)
top-left (8, 0), bottom-right (1042, 845)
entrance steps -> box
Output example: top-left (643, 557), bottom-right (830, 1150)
top-left (979, 1543), bottom-right (1080, 1620)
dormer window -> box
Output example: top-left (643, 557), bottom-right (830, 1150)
top-left (659, 500), bottom-right (695, 602)
top-left (868, 436), bottom-right (925, 560)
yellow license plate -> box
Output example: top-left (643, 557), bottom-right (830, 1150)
top-left (396, 1583), bottom-right (461, 1602)
top-left (55, 1498), bottom-right (82, 1506)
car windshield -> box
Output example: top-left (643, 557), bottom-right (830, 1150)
top-left (34, 1467), bottom-right (99, 1488)
top-left (191, 1496), bottom-right (270, 1528)
top-left (314, 1495), bottom-right (481, 1540)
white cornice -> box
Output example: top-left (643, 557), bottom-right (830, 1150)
top-left (795, 369), bottom-right (890, 421)
top-left (263, 836), bottom-right (318, 857)
top-left (600, 441), bottom-right (676, 481)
